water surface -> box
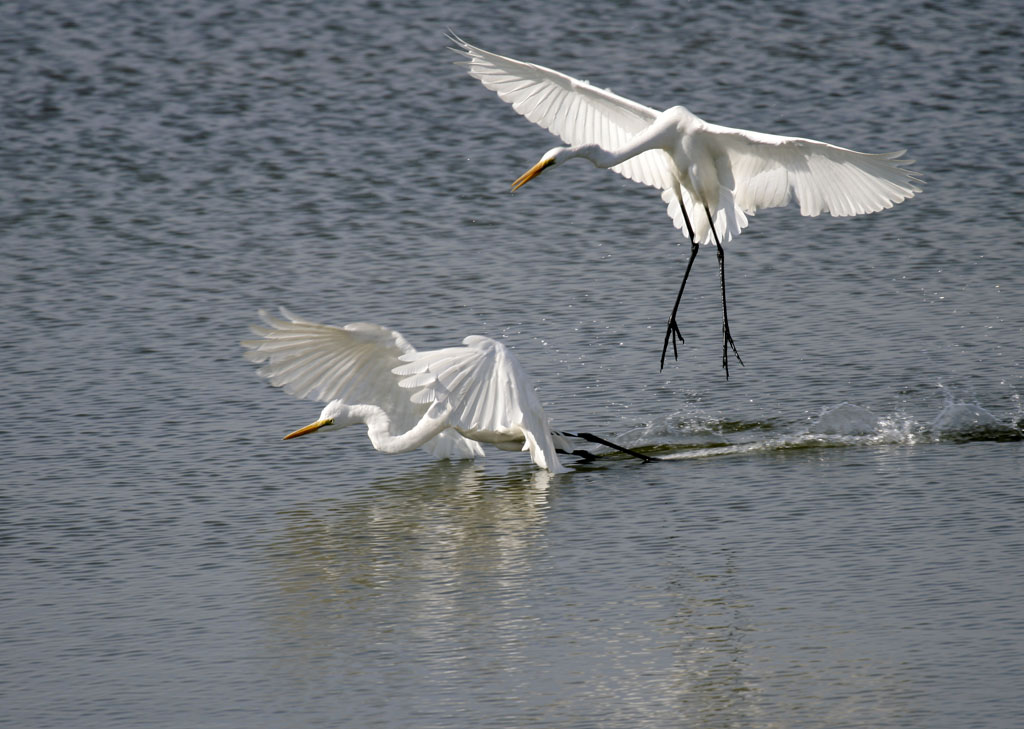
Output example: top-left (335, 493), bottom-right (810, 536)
top-left (2, 1), bottom-right (1022, 727)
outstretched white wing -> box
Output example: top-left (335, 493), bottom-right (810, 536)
top-left (242, 308), bottom-right (483, 459)
top-left (700, 122), bottom-right (922, 219)
top-left (244, 308), bottom-right (414, 405)
top-left (453, 34), bottom-right (921, 248)
top-left (450, 33), bottom-right (676, 192)
top-left (392, 335), bottom-right (567, 473)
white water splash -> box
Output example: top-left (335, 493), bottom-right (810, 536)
top-left (616, 392), bottom-right (1019, 463)
top-left (812, 402), bottom-right (881, 436)
top-left (928, 391), bottom-right (1020, 441)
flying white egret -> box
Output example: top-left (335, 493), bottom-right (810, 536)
top-left (242, 308), bottom-right (657, 474)
top-left (449, 33), bottom-right (922, 377)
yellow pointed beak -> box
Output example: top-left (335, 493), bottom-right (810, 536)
top-left (283, 417), bottom-right (333, 440)
top-left (511, 158), bottom-right (555, 191)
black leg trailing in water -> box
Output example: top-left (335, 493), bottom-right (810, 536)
top-left (557, 448), bottom-right (599, 463)
top-left (558, 431), bottom-right (661, 463)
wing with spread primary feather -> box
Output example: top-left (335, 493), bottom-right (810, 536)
top-left (702, 122), bottom-right (922, 219)
top-left (450, 33), bottom-right (676, 192)
top-left (243, 308), bottom-right (483, 459)
top-left (243, 308), bottom-right (415, 407)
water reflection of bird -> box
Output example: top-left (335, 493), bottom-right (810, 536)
top-left (450, 33), bottom-right (922, 376)
top-left (243, 309), bottom-right (656, 474)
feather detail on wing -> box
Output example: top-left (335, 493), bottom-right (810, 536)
top-left (242, 308), bottom-right (483, 459)
top-left (700, 123), bottom-right (923, 219)
top-left (243, 308), bottom-right (415, 405)
top-left (393, 334), bottom-right (567, 472)
top-left (449, 33), bottom-right (676, 192)
top-left (452, 34), bottom-right (921, 249)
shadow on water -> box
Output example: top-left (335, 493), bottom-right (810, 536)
top-left (252, 453), bottom-right (947, 727)
top-left (256, 461), bottom-right (775, 726)
top-left (257, 461), bottom-right (575, 717)
top-left (262, 461), bottom-right (552, 637)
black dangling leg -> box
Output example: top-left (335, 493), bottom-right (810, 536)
top-left (702, 203), bottom-right (743, 379)
top-left (660, 198), bottom-right (699, 370)
top-left (661, 241), bottom-right (699, 370)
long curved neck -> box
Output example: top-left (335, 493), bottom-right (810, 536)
top-left (567, 143), bottom-right (635, 169)
top-left (355, 403), bottom-right (451, 454)
top-left (567, 110), bottom-right (679, 170)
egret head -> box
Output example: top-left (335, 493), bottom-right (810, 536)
top-left (283, 401), bottom-right (362, 440)
top-left (511, 147), bottom-right (567, 191)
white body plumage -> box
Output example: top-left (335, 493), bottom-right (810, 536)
top-left (243, 308), bottom-right (570, 473)
top-left (451, 33), bottom-right (921, 247)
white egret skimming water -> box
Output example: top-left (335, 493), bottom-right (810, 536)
top-left (243, 308), bottom-right (657, 473)
top-left (450, 33), bottom-right (922, 377)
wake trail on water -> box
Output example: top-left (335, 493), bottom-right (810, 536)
top-left (605, 392), bottom-right (1022, 462)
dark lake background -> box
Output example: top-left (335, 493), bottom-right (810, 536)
top-left (2, 1), bottom-right (1021, 727)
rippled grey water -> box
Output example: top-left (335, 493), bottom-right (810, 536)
top-left (2, 0), bottom-right (1022, 727)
